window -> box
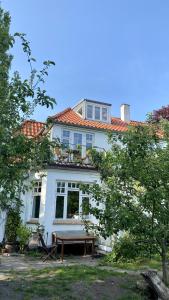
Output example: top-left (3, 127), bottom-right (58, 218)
top-left (68, 182), bottom-right (80, 189)
top-left (55, 196), bottom-right (64, 218)
top-left (78, 107), bottom-right (83, 116)
top-left (32, 181), bottom-right (41, 218)
top-left (67, 190), bottom-right (79, 218)
top-left (86, 134), bottom-right (93, 149)
top-left (82, 196), bottom-right (90, 217)
top-left (74, 133), bottom-right (82, 150)
top-left (55, 181), bottom-right (90, 220)
top-left (62, 130), bottom-right (70, 148)
top-left (95, 106), bottom-right (100, 120)
top-left (57, 181), bottom-right (66, 194)
top-left (102, 107), bottom-right (108, 121)
top-left (87, 105), bottom-right (93, 119)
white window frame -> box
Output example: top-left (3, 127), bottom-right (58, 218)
top-left (102, 107), bottom-right (108, 122)
top-left (86, 103), bottom-right (109, 122)
top-left (86, 104), bottom-right (93, 119)
top-left (73, 132), bottom-right (82, 150)
top-left (86, 133), bottom-right (94, 149)
top-left (55, 181), bottom-right (91, 220)
top-left (62, 130), bottom-right (70, 148)
top-left (32, 181), bottom-right (42, 219)
top-left (94, 106), bottom-right (101, 120)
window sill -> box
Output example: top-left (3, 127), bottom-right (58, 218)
top-left (53, 219), bottom-right (85, 225)
top-left (26, 218), bottom-right (39, 225)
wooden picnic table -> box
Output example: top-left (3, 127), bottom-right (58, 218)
top-left (52, 231), bottom-right (96, 262)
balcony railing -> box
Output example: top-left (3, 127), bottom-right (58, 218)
top-left (54, 143), bottom-right (105, 165)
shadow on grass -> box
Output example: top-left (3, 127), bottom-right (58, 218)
top-left (0, 265), bottom-right (147, 300)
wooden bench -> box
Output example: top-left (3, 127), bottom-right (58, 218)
top-left (52, 230), bottom-right (96, 261)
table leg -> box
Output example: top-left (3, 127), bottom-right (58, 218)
top-left (61, 240), bottom-right (64, 262)
top-left (92, 239), bottom-right (95, 257)
top-left (84, 240), bottom-right (87, 256)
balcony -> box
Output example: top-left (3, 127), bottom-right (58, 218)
top-left (54, 143), bottom-right (93, 166)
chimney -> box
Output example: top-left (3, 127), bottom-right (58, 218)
top-left (120, 104), bottom-right (130, 123)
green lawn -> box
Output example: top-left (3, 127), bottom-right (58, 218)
top-left (99, 256), bottom-right (162, 271)
top-left (0, 265), bottom-right (147, 300)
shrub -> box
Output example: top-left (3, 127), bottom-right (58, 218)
top-left (16, 224), bottom-right (32, 252)
top-left (5, 209), bottom-right (21, 243)
top-left (106, 233), bottom-right (157, 263)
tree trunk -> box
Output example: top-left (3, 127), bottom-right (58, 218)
top-left (141, 271), bottom-right (169, 300)
top-left (161, 241), bottom-right (169, 286)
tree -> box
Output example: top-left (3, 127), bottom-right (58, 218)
top-left (86, 122), bottom-right (169, 285)
top-left (148, 105), bottom-right (169, 122)
top-left (0, 7), bottom-right (56, 211)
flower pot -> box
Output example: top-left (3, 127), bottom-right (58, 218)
top-left (5, 242), bottom-right (16, 253)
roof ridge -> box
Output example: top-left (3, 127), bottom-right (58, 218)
top-left (23, 120), bottom-right (46, 125)
top-left (49, 107), bottom-right (72, 119)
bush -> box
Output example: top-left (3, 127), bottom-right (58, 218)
top-left (16, 224), bottom-right (32, 252)
top-left (5, 209), bottom-right (21, 243)
top-left (106, 233), bottom-right (157, 263)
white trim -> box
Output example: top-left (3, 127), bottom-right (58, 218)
top-left (55, 180), bottom-right (91, 221)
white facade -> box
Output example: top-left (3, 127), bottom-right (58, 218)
top-left (0, 99), bottom-right (131, 251)
top-left (21, 168), bottom-right (100, 244)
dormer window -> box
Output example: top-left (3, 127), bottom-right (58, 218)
top-left (86, 103), bottom-right (109, 122)
top-left (73, 99), bottom-right (111, 124)
top-left (77, 107), bottom-right (83, 116)
top-left (87, 105), bottom-right (93, 119)
top-left (102, 107), bottom-right (108, 121)
top-left (95, 106), bottom-right (100, 120)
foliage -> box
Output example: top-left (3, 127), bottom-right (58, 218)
top-left (106, 233), bottom-right (156, 263)
top-left (148, 104), bottom-right (169, 122)
top-left (0, 7), bottom-right (56, 210)
top-left (86, 121), bottom-right (169, 284)
top-left (5, 208), bottom-right (21, 242)
top-left (101, 255), bottom-right (162, 271)
top-left (16, 224), bottom-right (32, 252)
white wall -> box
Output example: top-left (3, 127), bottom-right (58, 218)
top-left (0, 211), bottom-right (6, 242)
top-left (43, 168), bottom-right (100, 244)
top-left (22, 168), bottom-right (100, 244)
top-left (52, 124), bottom-right (112, 154)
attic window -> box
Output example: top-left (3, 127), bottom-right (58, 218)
top-left (87, 105), bottom-right (93, 119)
top-left (95, 106), bottom-right (100, 120)
top-left (102, 107), bottom-right (108, 121)
top-left (78, 107), bottom-right (83, 116)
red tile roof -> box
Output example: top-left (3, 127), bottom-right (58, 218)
top-left (21, 120), bottom-right (45, 137)
top-left (50, 108), bottom-right (143, 132)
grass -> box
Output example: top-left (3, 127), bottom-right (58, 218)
top-left (1, 265), bottom-right (146, 300)
top-left (99, 255), bottom-right (162, 271)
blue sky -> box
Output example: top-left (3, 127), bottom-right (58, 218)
top-left (2, 0), bottom-right (169, 121)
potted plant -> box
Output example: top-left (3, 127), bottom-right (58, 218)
top-left (73, 144), bottom-right (82, 161)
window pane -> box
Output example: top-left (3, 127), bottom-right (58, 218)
top-left (34, 181), bottom-right (42, 193)
top-left (62, 130), bottom-right (70, 148)
top-left (32, 195), bottom-right (40, 218)
top-left (55, 196), bottom-right (64, 218)
top-left (74, 133), bottom-right (82, 149)
top-left (78, 107), bottom-right (83, 115)
top-left (86, 134), bottom-right (92, 141)
top-left (86, 134), bottom-right (93, 149)
top-left (82, 197), bottom-right (90, 216)
top-left (67, 191), bottom-right (79, 219)
top-left (87, 105), bottom-right (93, 119)
top-left (63, 130), bottom-right (70, 138)
top-left (102, 107), bottom-right (108, 121)
top-left (95, 106), bottom-right (100, 120)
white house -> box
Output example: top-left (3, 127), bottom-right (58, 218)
top-left (0, 99), bottom-right (140, 251)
